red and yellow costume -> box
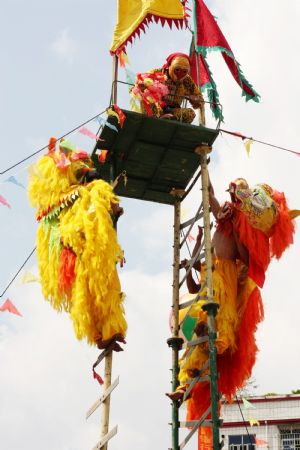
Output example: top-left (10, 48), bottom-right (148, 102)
top-left (179, 179), bottom-right (298, 449)
top-left (132, 53), bottom-right (205, 123)
top-left (28, 138), bottom-right (127, 345)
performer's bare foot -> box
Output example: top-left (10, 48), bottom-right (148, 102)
top-left (97, 333), bottom-right (126, 352)
top-left (166, 390), bottom-right (185, 401)
top-left (160, 113), bottom-right (175, 120)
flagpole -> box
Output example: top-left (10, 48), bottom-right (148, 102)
top-left (112, 55), bottom-right (119, 104)
top-left (192, 0), bottom-right (205, 125)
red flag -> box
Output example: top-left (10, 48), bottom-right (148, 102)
top-left (194, 0), bottom-right (259, 103)
top-left (0, 299), bottom-right (22, 316)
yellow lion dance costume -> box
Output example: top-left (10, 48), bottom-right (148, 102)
top-left (28, 137), bottom-right (127, 346)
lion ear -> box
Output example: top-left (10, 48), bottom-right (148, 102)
top-left (288, 209), bottom-right (300, 219)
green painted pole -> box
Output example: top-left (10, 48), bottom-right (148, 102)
top-left (197, 146), bottom-right (220, 450)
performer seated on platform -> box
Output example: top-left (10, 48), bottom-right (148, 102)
top-left (159, 53), bottom-right (205, 124)
top-left (132, 53), bottom-right (205, 124)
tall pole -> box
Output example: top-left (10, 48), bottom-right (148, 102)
top-left (168, 196), bottom-right (182, 450)
top-left (193, 0), bottom-right (205, 125)
top-left (100, 60), bottom-right (118, 447)
top-left (197, 146), bottom-right (220, 450)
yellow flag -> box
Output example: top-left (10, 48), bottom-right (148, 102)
top-left (110, 0), bottom-right (186, 55)
top-left (21, 271), bottom-right (39, 284)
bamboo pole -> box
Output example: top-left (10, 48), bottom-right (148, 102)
top-left (198, 146), bottom-right (220, 450)
top-left (171, 197), bottom-right (181, 450)
top-left (100, 353), bottom-right (113, 450)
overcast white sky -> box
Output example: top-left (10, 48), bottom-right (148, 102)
top-left (0, 1), bottom-right (299, 450)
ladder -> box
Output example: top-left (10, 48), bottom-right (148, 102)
top-left (168, 145), bottom-right (221, 450)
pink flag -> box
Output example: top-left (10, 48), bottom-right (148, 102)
top-left (0, 299), bottom-right (22, 316)
top-left (187, 234), bottom-right (195, 242)
top-left (79, 126), bottom-right (98, 140)
top-left (0, 194), bottom-right (11, 208)
top-left (255, 438), bottom-right (268, 446)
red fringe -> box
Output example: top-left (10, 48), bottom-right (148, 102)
top-left (270, 191), bottom-right (295, 259)
top-left (218, 287), bottom-right (264, 401)
top-left (186, 287), bottom-right (263, 442)
top-left (233, 210), bottom-right (270, 287)
top-left (58, 247), bottom-right (76, 295)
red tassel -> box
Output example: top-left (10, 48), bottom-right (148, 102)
top-left (93, 368), bottom-right (104, 385)
top-left (58, 247), bottom-right (76, 295)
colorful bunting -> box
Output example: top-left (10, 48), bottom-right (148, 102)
top-left (95, 116), bottom-right (119, 133)
top-left (0, 194), bottom-right (11, 208)
top-left (244, 139), bottom-right (254, 156)
top-left (20, 271), bottom-right (39, 284)
top-left (182, 315), bottom-right (198, 341)
top-left (248, 417), bottom-right (260, 427)
top-left (255, 438), bottom-right (268, 446)
top-left (5, 176), bottom-right (25, 189)
top-left (0, 299), bottom-right (22, 317)
top-left (78, 126), bottom-right (99, 141)
top-left (187, 234), bottom-right (195, 242)
top-left (59, 140), bottom-right (77, 152)
top-left (242, 397), bottom-right (255, 409)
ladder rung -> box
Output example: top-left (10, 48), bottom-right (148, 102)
top-left (91, 425), bottom-right (118, 450)
top-left (179, 295), bottom-right (208, 310)
top-left (186, 336), bottom-right (208, 347)
top-left (180, 210), bottom-right (204, 230)
top-left (179, 406), bottom-right (211, 449)
top-left (86, 377), bottom-right (119, 419)
top-left (180, 420), bottom-right (212, 428)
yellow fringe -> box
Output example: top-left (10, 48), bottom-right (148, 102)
top-left (28, 154), bottom-right (127, 345)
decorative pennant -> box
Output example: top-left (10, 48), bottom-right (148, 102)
top-left (119, 50), bottom-right (130, 67)
top-left (0, 194), bottom-right (11, 208)
top-left (59, 140), bottom-right (77, 152)
top-left (255, 438), bottom-right (268, 446)
top-left (113, 104), bottom-right (126, 127)
top-left (182, 315), bottom-right (198, 341)
top-left (20, 271), bottom-right (39, 284)
top-left (248, 417), bottom-right (260, 427)
top-left (95, 116), bottom-right (119, 133)
top-left (244, 138), bottom-right (254, 156)
top-left (5, 176), bottom-right (25, 189)
top-left (242, 397), bottom-right (255, 409)
top-left (78, 126), bottom-right (100, 141)
top-left (0, 299), bottom-right (22, 317)
top-left (187, 234), bottom-right (195, 242)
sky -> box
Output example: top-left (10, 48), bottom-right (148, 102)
top-left (0, 1), bottom-right (299, 450)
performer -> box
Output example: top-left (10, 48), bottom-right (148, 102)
top-left (28, 137), bottom-right (127, 351)
top-left (167, 177), bottom-right (298, 448)
top-left (160, 52), bottom-right (205, 123)
top-left (131, 53), bottom-right (205, 124)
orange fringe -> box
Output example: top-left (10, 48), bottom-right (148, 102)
top-left (58, 247), bottom-right (76, 295)
top-left (270, 191), bottom-right (295, 259)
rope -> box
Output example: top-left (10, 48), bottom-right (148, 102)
top-left (220, 129), bottom-right (300, 157)
top-left (0, 109), bottom-right (107, 176)
top-left (0, 247), bottom-right (36, 298)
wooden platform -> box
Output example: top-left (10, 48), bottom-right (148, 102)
top-left (91, 110), bottom-right (219, 205)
